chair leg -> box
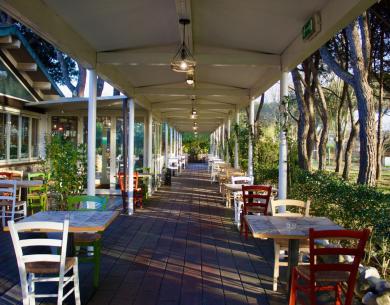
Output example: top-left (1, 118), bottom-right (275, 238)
top-left (28, 273), bottom-right (36, 305)
top-left (273, 242), bottom-right (280, 291)
top-left (1, 206), bottom-right (5, 227)
top-left (73, 261), bottom-right (81, 305)
top-left (289, 268), bottom-right (297, 305)
top-left (93, 239), bottom-right (101, 289)
top-left (21, 273), bottom-right (30, 305)
top-left (335, 283), bottom-right (342, 305)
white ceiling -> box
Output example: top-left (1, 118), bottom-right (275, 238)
top-left (0, 0), bottom-right (375, 132)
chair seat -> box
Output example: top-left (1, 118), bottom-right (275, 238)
top-left (26, 257), bottom-right (76, 274)
top-left (275, 238), bottom-right (310, 249)
top-left (74, 233), bottom-right (101, 243)
top-left (296, 265), bottom-right (350, 282)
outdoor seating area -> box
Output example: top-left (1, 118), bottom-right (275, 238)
top-left (0, 1), bottom-right (388, 304)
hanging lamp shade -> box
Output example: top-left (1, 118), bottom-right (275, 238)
top-left (171, 19), bottom-right (196, 73)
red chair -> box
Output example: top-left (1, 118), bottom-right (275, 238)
top-left (240, 185), bottom-right (272, 239)
top-left (118, 172), bottom-right (143, 210)
top-left (289, 228), bottom-right (370, 305)
top-left (0, 172), bottom-right (13, 180)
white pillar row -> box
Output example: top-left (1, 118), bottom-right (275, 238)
top-left (169, 127), bottom-right (173, 157)
top-left (147, 111), bottom-right (153, 170)
top-left (222, 122), bottom-right (225, 160)
top-left (248, 99), bottom-right (255, 178)
top-left (278, 72), bottom-right (289, 206)
top-left (143, 115), bottom-right (148, 168)
top-left (234, 106), bottom-right (240, 169)
top-left (165, 123), bottom-right (169, 168)
top-left (127, 98), bottom-right (135, 215)
top-left (87, 69), bottom-right (97, 196)
top-left (109, 116), bottom-right (117, 188)
top-left (227, 115), bottom-right (231, 164)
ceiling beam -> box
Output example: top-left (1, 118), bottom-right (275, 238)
top-left (97, 47), bottom-right (280, 67)
top-left (135, 86), bottom-right (249, 97)
top-left (152, 103), bottom-right (235, 110)
top-left (16, 62), bottom-right (37, 72)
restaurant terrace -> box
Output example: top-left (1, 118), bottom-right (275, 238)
top-left (0, 0), bottom-right (383, 305)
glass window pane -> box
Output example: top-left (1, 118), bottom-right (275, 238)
top-left (51, 116), bottom-right (78, 142)
top-left (10, 115), bottom-right (18, 159)
top-left (0, 114), bottom-right (6, 160)
top-left (21, 117), bottom-right (29, 158)
top-left (32, 118), bottom-right (38, 157)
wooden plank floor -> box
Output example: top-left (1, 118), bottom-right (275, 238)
top-left (0, 163), bottom-right (288, 305)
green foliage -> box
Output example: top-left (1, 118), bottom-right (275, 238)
top-left (289, 169), bottom-right (390, 277)
top-left (45, 135), bottom-right (87, 210)
top-left (253, 131), bottom-right (279, 185)
top-left (233, 122), bottom-right (249, 171)
top-left (183, 132), bottom-right (209, 161)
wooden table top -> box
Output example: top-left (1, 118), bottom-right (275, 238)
top-left (0, 180), bottom-right (43, 188)
top-left (245, 215), bottom-right (342, 240)
top-left (224, 183), bottom-right (249, 191)
top-left (11, 210), bottom-right (119, 233)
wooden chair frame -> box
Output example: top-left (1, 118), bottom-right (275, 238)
top-left (289, 228), bottom-right (370, 305)
top-left (27, 173), bottom-right (48, 213)
top-left (240, 185), bottom-right (272, 239)
top-left (0, 180), bottom-right (26, 227)
top-left (271, 199), bottom-right (311, 291)
top-left (9, 219), bottom-right (81, 305)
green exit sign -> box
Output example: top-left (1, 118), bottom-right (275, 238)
top-left (302, 13), bottom-right (321, 41)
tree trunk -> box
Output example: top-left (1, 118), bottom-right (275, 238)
top-left (292, 68), bottom-right (310, 170)
top-left (316, 84), bottom-right (329, 170)
top-left (97, 77), bottom-right (105, 97)
top-left (335, 82), bottom-right (348, 173)
top-left (376, 27), bottom-right (384, 180)
top-left (343, 93), bottom-right (358, 180)
top-left (347, 19), bottom-right (377, 186)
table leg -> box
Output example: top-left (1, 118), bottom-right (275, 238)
top-left (226, 190), bottom-right (230, 207)
top-left (67, 232), bottom-right (75, 257)
top-left (287, 239), bottom-right (299, 297)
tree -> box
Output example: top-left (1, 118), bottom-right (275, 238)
top-left (321, 13), bottom-right (377, 186)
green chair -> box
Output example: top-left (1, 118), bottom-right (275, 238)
top-left (67, 195), bottom-right (108, 289)
top-left (27, 173), bottom-right (48, 213)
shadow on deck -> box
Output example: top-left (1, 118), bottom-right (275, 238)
top-left (0, 163), bottom-right (287, 305)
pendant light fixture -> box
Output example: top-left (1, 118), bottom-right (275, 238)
top-left (171, 19), bottom-right (196, 73)
top-left (190, 96), bottom-right (197, 119)
top-left (186, 71), bottom-right (194, 85)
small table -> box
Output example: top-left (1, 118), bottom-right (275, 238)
top-left (14, 210), bottom-right (119, 232)
top-left (244, 215), bottom-right (342, 294)
top-left (223, 183), bottom-right (248, 207)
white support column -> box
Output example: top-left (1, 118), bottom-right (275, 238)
top-left (110, 116), bottom-right (117, 189)
top-left (234, 106), bottom-right (240, 169)
top-left (143, 115), bottom-right (148, 168)
top-left (165, 123), bottom-right (169, 168)
top-left (170, 127), bottom-right (173, 157)
top-left (227, 115), bottom-right (231, 164)
top-left (127, 98), bottom-right (135, 215)
top-left (87, 69), bottom-right (97, 196)
top-left (77, 116), bottom-right (83, 145)
top-left (147, 111), bottom-right (153, 169)
top-left (278, 72), bottom-right (289, 207)
top-left (222, 122), bottom-right (225, 160)
top-left (248, 99), bottom-right (255, 177)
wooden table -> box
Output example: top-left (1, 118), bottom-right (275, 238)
top-left (223, 183), bottom-right (248, 207)
top-left (16, 180), bottom-right (43, 188)
top-left (244, 215), bottom-right (342, 294)
top-left (12, 210), bottom-right (119, 232)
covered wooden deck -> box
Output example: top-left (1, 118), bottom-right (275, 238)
top-left (0, 164), bottom-right (287, 305)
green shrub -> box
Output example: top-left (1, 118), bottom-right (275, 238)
top-left (45, 135), bottom-right (87, 210)
top-left (290, 169), bottom-right (390, 278)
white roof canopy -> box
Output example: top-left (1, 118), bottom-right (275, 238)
top-left (0, 0), bottom-right (375, 132)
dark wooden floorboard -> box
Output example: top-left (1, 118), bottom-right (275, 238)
top-left (0, 163), bottom-right (287, 305)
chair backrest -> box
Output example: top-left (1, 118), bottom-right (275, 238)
top-left (168, 158), bottom-right (179, 169)
top-left (271, 199), bottom-right (310, 217)
top-left (0, 180), bottom-right (17, 221)
top-left (308, 228), bottom-right (370, 305)
top-left (231, 176), bottom-right (253, 185)
top-left (28, 172), bottom-right (47, 194)
top-left (9, 219), bottom-right (69, 280)
top-left (242, 185), bottom-right (272, 215)
top-left (0, 172), bottom-right (13, 180)
top-left (67, 195), bottom-right (108, 211)
top-left (118, 172), bottom-right (139, 192)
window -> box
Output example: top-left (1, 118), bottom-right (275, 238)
top-left (31, 118), bottom-right (38, 158)
top-left (21, 117), bottom-right (29, 158)
top-left (0, 114), bottom-right (6, 160)
top-left (52, 116), bottom-right (78, 142)
top-left (10, 115), bottom-right (18, 159)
